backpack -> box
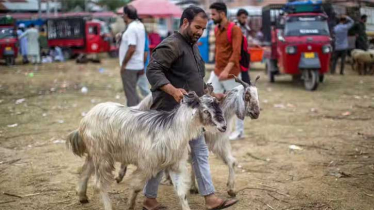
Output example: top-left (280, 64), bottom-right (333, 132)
top-left (215, 22), bottom-right (250, 72)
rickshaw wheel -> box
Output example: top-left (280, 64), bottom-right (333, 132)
top-left (5, 57), bottom-right (13, 66)
top-left (303, 70), bottom-right (319, 91)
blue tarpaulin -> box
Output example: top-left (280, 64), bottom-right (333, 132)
top-left (16, 19), bottom-right (45, 27)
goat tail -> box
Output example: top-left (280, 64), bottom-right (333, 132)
top-left (66, 129), bottom-right (87, 157)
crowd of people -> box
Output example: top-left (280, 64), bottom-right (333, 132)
top-left (16, 23), bottom-right (64, 65)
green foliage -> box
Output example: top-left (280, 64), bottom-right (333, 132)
top-left (61, 0), bottom-right (86, 12)
top-left (98, 0), bottom-right (132, 11)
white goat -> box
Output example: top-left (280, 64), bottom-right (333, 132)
top-left (351, 49), bottom-right (374, 75)
top-left (116, 76), bottom-right (261, 198)
top-left (66, 92), bottom-right (226, 210)
top-left (194, 76), bottom-right (260, 197)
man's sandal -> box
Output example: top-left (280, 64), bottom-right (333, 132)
top-left (206, 199), bottom-right (238, 210)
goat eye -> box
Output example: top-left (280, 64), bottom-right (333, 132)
top-left (204, 110), bottom-right (210, 115)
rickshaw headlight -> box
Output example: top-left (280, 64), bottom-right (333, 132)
top-left (286, 46), bottom-right (297, 54)
top-left (322, 45), bottom-right (332, 54)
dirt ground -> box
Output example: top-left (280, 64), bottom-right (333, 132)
top-left (0, 59), bottom-right (373, 210)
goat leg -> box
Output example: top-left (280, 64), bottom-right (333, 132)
top-left (189, 167), bottom-right (199, 194)
top-left (77, 156), bottom-right (94, 204)
top-left (213, 141), bottom-right (237, 197)
top-left (115, 163), bottom-right (127, 183)
top-left (170, 168), bottom-right (191, 210)
top-left (127, 169), bottom-right (148, 210)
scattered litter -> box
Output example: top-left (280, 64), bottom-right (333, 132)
top-left (57, 120), bottom-right (64, 124)
top-left (53, 140), bottom-right (66, 144)
top-left (91, 99), bottom-right (97, 104)
top-left (310, 108), bottom-right (318, 113)
top-left (341, 111), bottom-right (351, 116)
top-left (353, 95), bottom-right (361, 100)
top-left (241, 170), bottom-right (246, 173)
top-left (27, 145), bottom-right (32, 148)
top-left (115, 95), bottom-right (121, 99)
top-left (297, 129), bottom-right (303, 132)
top-left (238, 165), bottom-right (242, 168)
top-left (286, 103), bottom-right (296, 108)
top-left (81, 112), bottom-right (87, 117)
top-left (274, 104), bottom-right (285, 109)
top-left (359, 80), bottom-right (364, 84)
top-left (15, 98), bottom-right (26, 105)
top-left (28, 72), bottom-right (34, 78)
top-left (7, 124), bottom-right (18, 128)
top-left (50, 87), bottom-right (56, 92)
top-left (0, 100), bottom-right (3, 104)
top-left (72, 104), bottom-right (77, 108)
top-left (81, 87), bottom-right (88, 94)
top-left (99, 68), bottom-right (105, 73)
top-left (266, 87), bottom-right (272, 92)
top-left (329, 171), bottom-right (351, 178)
top-left (42, 113), bottom-right (47, 117)
top-left (289, 145), bottom-right (303, 150)
top-left (262, 99), bottom-right (268, 104)
top-left (15, 112), bottom-right (22, 115)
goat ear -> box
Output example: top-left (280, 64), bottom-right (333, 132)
top-left (205, 83), bottom-right (214, 95)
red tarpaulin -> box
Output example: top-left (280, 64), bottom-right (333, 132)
top-left (117, 0), bottom-right (182, 18)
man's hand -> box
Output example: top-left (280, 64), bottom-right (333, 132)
top-left (212, 93), bottom-right (225, 100)
top-left (171, 88), bottom-right (188, 103)
top-left (218, 71), bottom-right (229, 80)
top-left (120, 65), bottom-right (126, 74)
top-left (161, 84), bottom-right (187, 103)
top-left (219, 62), bottom-right (234, 81)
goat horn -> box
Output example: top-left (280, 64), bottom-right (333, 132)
top-left (230, 74), bottom-right (249, 87)
top-left (253, 75), bottom-right (261, 86)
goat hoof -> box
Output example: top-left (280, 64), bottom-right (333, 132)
top-left (227, 190), bottom-right (237, 197)
top-left (79, 198), bottom-right (89, 204)
top-left (189, 188), bottom-right (199, 194)
top-left (115, 176), bottom-right (123, 184)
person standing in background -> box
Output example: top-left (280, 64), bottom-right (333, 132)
top-left (353, 15), bottom-right (368, 51)
top-left (136, 32), bottom-right (151, 97)
top-left (20, 24), bottom-right (40, 64)
top-left (235, 8), bottom-right (251, 84)
top-left (119, 5), bottom-right (146, 106)
top-left (209, 2), bottom-right (245, 140)
top-left (331, 15), bottom-right (354, 75)
top-left (17, 24), bottom-right (28, 64)
top-left (38, 27), bottom-right (48, 58)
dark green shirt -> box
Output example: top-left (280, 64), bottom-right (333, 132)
top-left (353, 22), bottom-right (368, 50)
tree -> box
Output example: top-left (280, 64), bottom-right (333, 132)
top-left (61, 0), bottom-right (86, 12)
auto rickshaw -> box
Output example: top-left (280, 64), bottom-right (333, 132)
top-left (0, 16), bottom-right (18, 66)
top-left (263, 1), bottom-right (332, 91)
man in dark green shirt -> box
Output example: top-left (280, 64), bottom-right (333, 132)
top-left (354, 15), bottom-right (368, 50)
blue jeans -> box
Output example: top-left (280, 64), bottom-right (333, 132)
top-left (137, 74), bottom-right (151, 97)
top-left (144, 135), bottom-right (215, 198)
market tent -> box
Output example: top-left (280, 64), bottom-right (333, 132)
top-left (116, 0), bottom-right (182, 18)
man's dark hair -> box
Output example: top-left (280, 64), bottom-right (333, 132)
top-left (123, 5), bottom-right (138, 20)
top-left (209, 2), bottom-right (227, 16)
top-left (179, 6), bottom-right (208, 27)
top-left (361, 15), bottom-right (368, 20)
top-left (237, 9), bottom-right (248, 17)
